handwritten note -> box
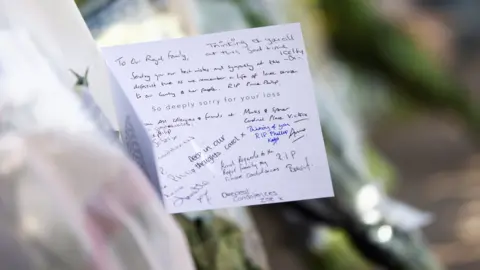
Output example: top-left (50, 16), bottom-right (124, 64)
top-left (102, 23), bottom-right (333, 213)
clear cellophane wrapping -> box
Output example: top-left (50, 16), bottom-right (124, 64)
top-left (0, 25), bottom-right (194, 270)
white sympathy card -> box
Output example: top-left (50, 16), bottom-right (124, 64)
top-left (102, 23), bottom-right (333, 213)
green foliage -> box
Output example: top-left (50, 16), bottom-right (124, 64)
top-left (74, 0), bottom-right (88, 8)
top-left (319, 0), bottom-right (480, 131)
top-left (308, 229), bottom-right (373, 270)
top-left (176, 215), bottom-right (261, 270)
top-left (364, 144), bottom-right (395, 191)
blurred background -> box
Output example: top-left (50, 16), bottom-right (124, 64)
top-left (74, 0), bottom-right (480, 269)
